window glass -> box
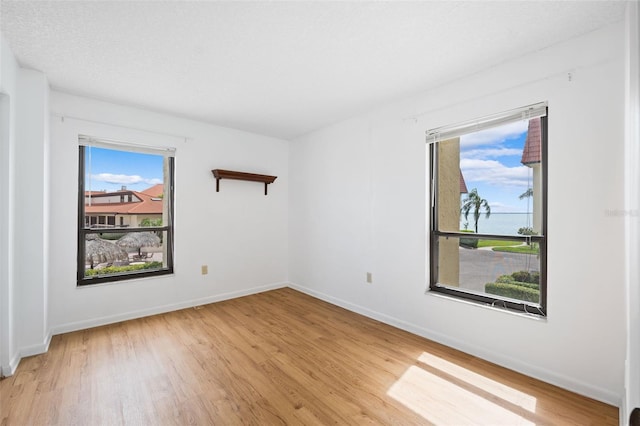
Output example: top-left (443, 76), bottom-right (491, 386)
top-left (78, 143), bottom-right (174, 285)
top-left (429, 105), bottom-right (546, 315)
top-left (453, 118), bottom-right (542, 237)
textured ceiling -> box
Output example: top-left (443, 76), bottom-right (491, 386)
top-left (0, 1), bottom-right (626, 139)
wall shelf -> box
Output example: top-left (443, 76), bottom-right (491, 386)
top-left (211, 169), bottom-right (277, 195)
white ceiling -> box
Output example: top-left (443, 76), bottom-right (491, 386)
top-left (0, 1), bottom-right (626, 139)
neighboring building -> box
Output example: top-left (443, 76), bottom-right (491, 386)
top-left (85, 184), bottom-right (163, 228)
top-left (460, 169), bottom-right (468, 194)
top-left (521, 118), bottom-right (542, 233)
top-left (140, 183), bottom-right (164, 198)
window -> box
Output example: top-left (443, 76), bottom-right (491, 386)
top-left (77, 137), bottom-right (175, 285)
top-left (428, 103), bottom-right (547, 316)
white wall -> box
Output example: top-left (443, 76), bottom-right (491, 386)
top-left (15, 69), bottom-right (50, 358)
top-left (0, 34), bottom-right (18, 376)
top-left (625, 1), bottom-right (640, 422)
top-left (48, 92), bottom-right (289, 333)
top-left (290, 23), bottom-right (626, 405)
top-left (0, 36), bottom-right (51, 375)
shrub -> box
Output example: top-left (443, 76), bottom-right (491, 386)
top-left (510, 270), bottom-right (540, 284)
top-left (99, 232), bottom-right (127, 241)
top-left (486, 270), bottom-right (540, 302)
top-left (485, 282), bottom-right (540, 303)
top-left (86, 261), bottom-right (163, 277)
top-left (459, 229), bottom-right (478, 249)
top-left (517, 227), bottom-right (537, 236)
top-left (496, 275), bottom-right (538, 288)
top-left (495, 271), bottom-right (539, 285)
top-left (493, 279), bottom-right (539, 290)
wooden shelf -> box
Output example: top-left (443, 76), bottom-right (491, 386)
top-left (211, 169), bottom-right (277, 195)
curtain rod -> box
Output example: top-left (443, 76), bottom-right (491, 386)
top-left (51, 113), bottom-right (191, 143)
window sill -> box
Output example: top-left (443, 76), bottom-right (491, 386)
top-left (77, 269), bottom-right (174, 288)
top-left (425, 289), bottom-right (548, 322)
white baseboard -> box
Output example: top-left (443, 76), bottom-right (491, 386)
top-left (1, 352), bottom-right (20, 377)
top-left (51, 282), bottom-right (287, 336)
top-left (0, 332), bottom-right (51, 377)
top-left (20, 332), bottom-right (52, 358)
top-left (288, 282), bottom-right (621, 408)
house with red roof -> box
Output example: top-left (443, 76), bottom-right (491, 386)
top-left (459, 169), bottom-right (468, 194)
top-left (84, 184), bottom-right (164, 228)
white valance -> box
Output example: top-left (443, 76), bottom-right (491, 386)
top-left (426, 102), bottom-right (548, 144)
top-left (79, 135), bottom-right (176, 156)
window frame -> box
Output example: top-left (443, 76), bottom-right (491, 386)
top-left (77, 143), bottom-right (175, 286)
top-left (428, 109), bottom-right (548, 316)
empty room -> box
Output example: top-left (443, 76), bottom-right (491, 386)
top-left (1, 1), bottom-right (639, 425)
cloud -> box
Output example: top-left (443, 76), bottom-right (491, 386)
top-left (460, 121), bottom-right (528, 148)
top-left (91, 173), bottom-right (162, 186)
top-left (461, 147), bottom-right (522, 160)
top-left (461, 159), bottom-right (532, 188)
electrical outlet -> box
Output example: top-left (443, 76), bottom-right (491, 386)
top-left (201, 265), bottom-right (208, 275)
top-left (366, 272), bottom-right (372, 283)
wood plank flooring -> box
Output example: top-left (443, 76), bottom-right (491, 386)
top-left (0, 288), bottom-right (618, 425)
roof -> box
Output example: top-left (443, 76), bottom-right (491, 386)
top-left (141, 184), bottom-right (164, 198)
top-left (460, 169), bottom-right (468, 194)
top-left (521, 118), bottom-right (542, 165)
top-left (85, 185), bottom-right (164, 215)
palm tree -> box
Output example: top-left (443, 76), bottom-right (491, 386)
top-left (519, 187), bottom-right (533, 200)
top-left (461, 188), bottom-right (491, 234)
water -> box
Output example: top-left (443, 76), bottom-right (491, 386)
top-left (460, 212), bottom-right (533, 236)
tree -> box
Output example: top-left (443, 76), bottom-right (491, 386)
top-left (140, 218), bottom-right (162, 227)
top-left (518, 187), bottom-right (534, 243)
top-left (461, 188), bottom-right (491, 234)
top-left (519, 187), bottom-right (533, 200)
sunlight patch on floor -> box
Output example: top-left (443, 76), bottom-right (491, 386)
top-left (417, 352), bottom-right (537, 412)
top-left (388, 352), bottom-right (539, 425)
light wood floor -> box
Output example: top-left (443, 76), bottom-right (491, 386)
top-left (1, 288), bottom-right (617, 425)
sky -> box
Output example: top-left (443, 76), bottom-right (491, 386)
top-left (459, 119), bottom-right (534, 214)
top-left (85, 147), bottom-right (163, 193)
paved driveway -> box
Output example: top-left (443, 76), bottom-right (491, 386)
top-left (458, 247), bottom-right (539, 292)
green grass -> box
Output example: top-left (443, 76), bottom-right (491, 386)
top-left (85, 261), bottom-right (163, 277)
top-left (477, 240), bottom-right (521, 248)
top-left (492, 245), bottom-right (539, 255)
